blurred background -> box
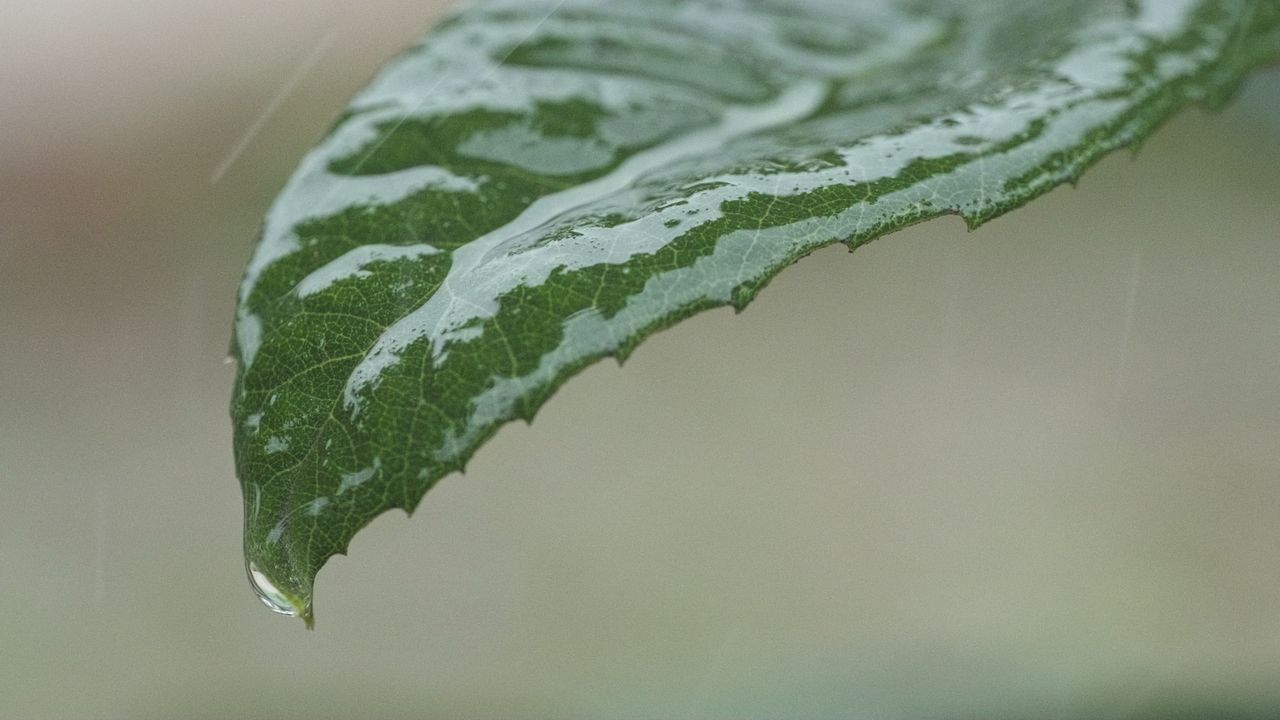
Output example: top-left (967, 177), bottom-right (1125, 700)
top-left (2, 2), bottom-right (1279, 718)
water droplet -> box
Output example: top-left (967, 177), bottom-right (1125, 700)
top-left (247, 561), bottom-right (299, 618)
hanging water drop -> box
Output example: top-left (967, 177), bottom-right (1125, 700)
top-left (247, 561), bottom-right (300, 618)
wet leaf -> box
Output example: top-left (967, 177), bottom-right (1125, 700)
top-left (232, 0), bottom-right (1280, 625)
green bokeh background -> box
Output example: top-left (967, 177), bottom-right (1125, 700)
top-left (1, 2), bottom-right (1278, 718)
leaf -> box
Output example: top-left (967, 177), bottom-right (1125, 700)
top-left (232, 0), bottom-right (1280, 625)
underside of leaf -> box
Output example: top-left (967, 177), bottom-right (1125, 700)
top-left (231, 0), bottom-right (1280, 625)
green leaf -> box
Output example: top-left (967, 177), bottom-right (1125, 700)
top-left (232, 0), bottom-right (1280, 625)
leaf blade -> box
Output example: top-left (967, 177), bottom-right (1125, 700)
top-left (232, 0), bottom-right (1280, 624)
